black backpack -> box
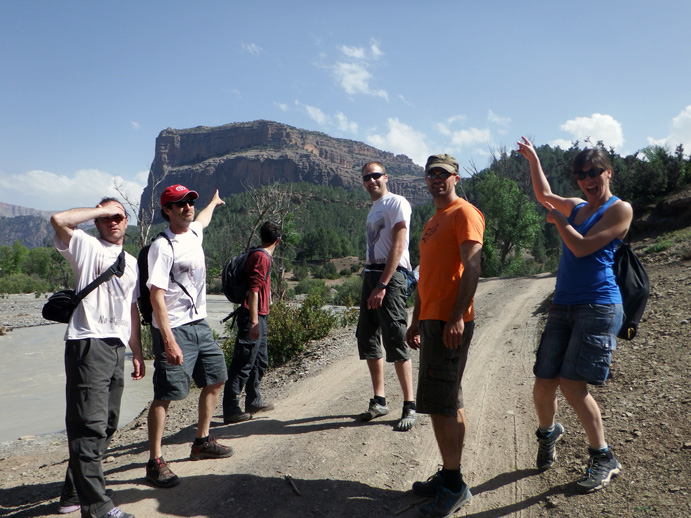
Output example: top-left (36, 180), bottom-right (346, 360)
top-left (137, 231), bottom-right (197, 326)
top-left (613, 242), bottom-right (649, 340)
top-left (221, 247), bottom-right (271, 305)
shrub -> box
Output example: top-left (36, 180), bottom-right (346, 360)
top-left (267, 294), bottom-right (337, 366)
top-left (333, 276), bottom-right (362, 307)
top-left (295, 278), bottom-right (328, 299)
top-left (0, 273), bottom-right (52, 294)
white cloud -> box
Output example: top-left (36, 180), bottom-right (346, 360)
top-left (333, 62), bottom-right (388, 99)
top-left (338, 45), bottom-right (366, 59)
top-left (366, 118), bottom-right (429, 166)
top-left (335, 112), bottom-right (358, 133)
top-left (241, 43), bottom-right (262, 55)
top-left (129, 121), bottom-right (141, 131)
top-left (647, 105), bottom-right (691, 152)
top-left (552, 113), bottom-right (625, 150)
top-left (488, 110), bottom-right (511, 127)
top-left (294, 100), bottom-right (329, 125)
top-left (436, 115), bottom-right (468, 137)
top-left (0, 169), bottom-right (146, 212)
top-left (274, 102), bottom-right (289, 112)
top-left (450, 127), bottom-right (492, 148)
top-left (332, 39), bottom-right (388, 100)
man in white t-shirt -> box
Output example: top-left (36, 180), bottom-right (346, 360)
top-left (144, 184), bottom-right (232, 489)
top-left (51, 198), bottom-right (144, 518)
top-left (356, 161), bottom-right (418, 432)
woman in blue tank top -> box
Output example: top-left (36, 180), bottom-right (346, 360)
top-left (517, 137), bottom-right (633, 494)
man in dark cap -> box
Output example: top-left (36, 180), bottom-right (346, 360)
top-left (406, 155), bottom-right (485, 517)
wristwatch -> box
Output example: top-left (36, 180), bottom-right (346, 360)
top-left (377, 281), bottom-right (388, 290)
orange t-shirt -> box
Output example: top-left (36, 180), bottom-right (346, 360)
top-left (418, 197), bottom-right (485, 322)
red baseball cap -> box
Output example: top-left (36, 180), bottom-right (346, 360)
top-left (160, 184), bottom-right (199, 206)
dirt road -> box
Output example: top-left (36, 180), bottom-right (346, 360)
top-left (0, 274), bottom-right (565, 517)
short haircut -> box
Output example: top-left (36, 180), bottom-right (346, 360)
top-left (160, 208), bottom-right (170, 222)
top-left (260, 221), bottom-right (281, 244)
top-left (361, 161), bottom-right (386, 175)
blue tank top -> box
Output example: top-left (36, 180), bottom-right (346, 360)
top-left (553, 196), bottom-right (622, 305)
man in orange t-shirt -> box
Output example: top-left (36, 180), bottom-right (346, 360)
top-left (406, 154), bottom-right (484, 516)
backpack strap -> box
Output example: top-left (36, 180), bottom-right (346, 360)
top-left (157, 232), bottom-right (198, 316)
top-left (73, 249), bottom-right (126, 303)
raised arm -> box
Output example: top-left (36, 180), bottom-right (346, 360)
top-left (194, 190), bottom-right (225, 229)
top-left (51, 203), bottom-right (125, 245)
top-left (517, 136), bottom-right (581, 217)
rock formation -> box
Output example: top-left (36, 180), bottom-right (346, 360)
top-left (139, 120), bottom-right (427, 218)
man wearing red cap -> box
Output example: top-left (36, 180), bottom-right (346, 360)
top-left (145, 184), bottom-right (232, 488)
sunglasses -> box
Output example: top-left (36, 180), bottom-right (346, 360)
top-left (426, 170), bottom-right (456, 180)
top-left (574, 167), bottom-right (605, 181)
top-left (171, 198), bottom-right (196, 208)
top-left (362, 172), bottom-right (384, 182)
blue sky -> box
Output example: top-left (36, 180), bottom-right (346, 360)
top-left (2, 1), bottom-right (690, 212)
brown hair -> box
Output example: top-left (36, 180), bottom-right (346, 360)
top-left (572, 148), bottom-right (612, 175)
top-left (361, 161), bottom-right (386, 174)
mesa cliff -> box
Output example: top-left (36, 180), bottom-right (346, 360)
top-left (139, 120), bottom-right (427, 217)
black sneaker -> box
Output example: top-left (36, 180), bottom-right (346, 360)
top-left (576, 447), bottom-right (621, 493)
top-left (59, 489), bottom-right (114, 514)
top-left (536, 423), bottom-right (564, 471)
top-left (190, 436), bottom-right (234, 460)
top-left (359, 398), bottom-right (390, 422)
top-left (418, 483), bottom-right (472, 517)
top-left (412, 470), bottom-right (443, 497)
top-left (146, 457), bottom-right (180, 488)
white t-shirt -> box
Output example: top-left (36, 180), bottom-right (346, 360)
top-left (147, 221), bottom-right (207, 328)
top-left (365, 192), bottom-right (412, 270)
top-left (55, 229), bottom-right (138, 343)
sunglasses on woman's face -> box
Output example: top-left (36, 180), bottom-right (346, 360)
top-left (574, 167), bottom-right (605, 181)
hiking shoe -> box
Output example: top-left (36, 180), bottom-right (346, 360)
top-left (190, 436), bottom-right (234, 460)
top-left (224, 411), bottom-right (252, 424)
top-left (536, 422), bottom-right (564, 471)
top-left (394, 407), bottom-right (418, 431)
top-left (412, 470), bottom-right (444, 497)
top-left (59, 489), bottom-right (114, 514)
top-left (146, 457), bottom-right (180, 488)
top-left (100, 508), bottom-right (133, 518)
top-left (576, 448), bottom-right (621, 493)
top-left (418, 483), bottom-right (472, 517)
top-left (246, 401), bottom-right (275, 414)
top-left (359, 398), bottom-right (390, 421)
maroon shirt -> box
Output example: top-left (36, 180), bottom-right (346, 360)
top-left (241, 249), bottom-right (271, 316)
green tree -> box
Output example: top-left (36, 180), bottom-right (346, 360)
top-left (473, 173), bottom-right (541, 276)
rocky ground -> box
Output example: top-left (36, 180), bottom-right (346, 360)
top-left (0, 236), bottom-right (690, 517)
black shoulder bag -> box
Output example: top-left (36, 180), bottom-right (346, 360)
top-left (42, 250), bottom-right (126, 324)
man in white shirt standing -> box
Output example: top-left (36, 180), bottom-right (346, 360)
top-left (145, 185), bottom-right (232, 489)
top-left (356, 161), bottom-right (418, 432)
top-left (52, 198), bottom-right (144, 518)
